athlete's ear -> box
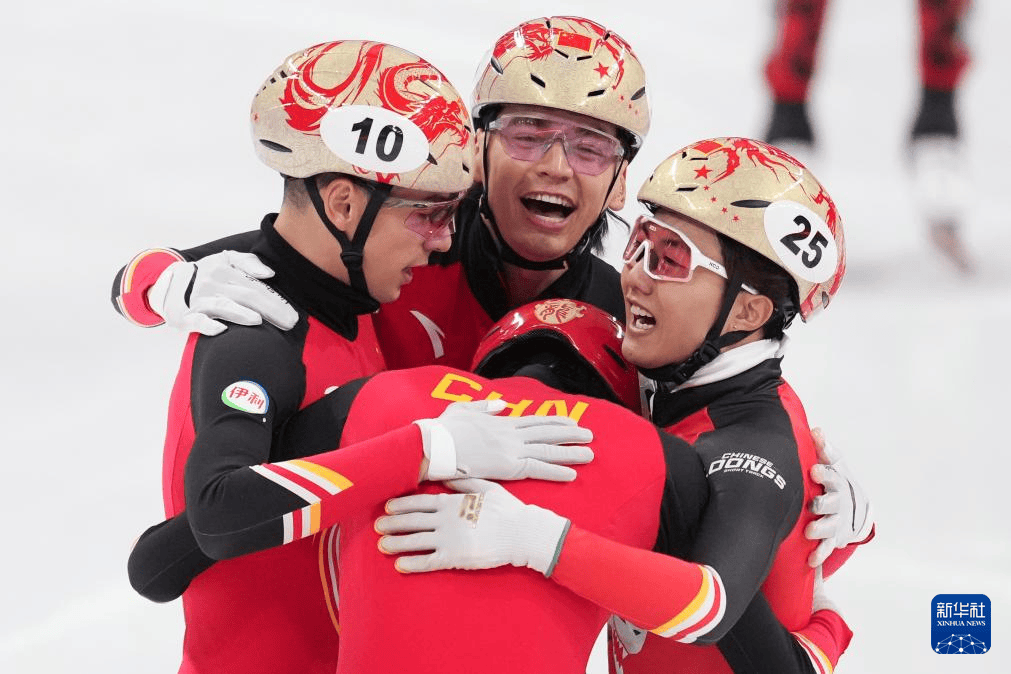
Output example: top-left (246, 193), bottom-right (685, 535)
top-left (473, 129), bottom-right (486, 185)
top-left (606, 163), bottom-right (628, 211)
top-left (724, 291), bottom-right (775, 336)
top-left (321, 177), bottom-right (365, 236)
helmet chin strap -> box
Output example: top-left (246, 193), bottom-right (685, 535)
top-left (305, 176), bottom-right (392, 301)
top-left (479, 131), bottom-right (624, 271)
top-left (639, 264), bottom-right (756, 392)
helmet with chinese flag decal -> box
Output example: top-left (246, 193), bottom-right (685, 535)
top-left (252, 40), bottom-right (473, 194)
top-left (637, 137), bottom-right (846, 321)
top-left (472, 299), bottom-right (641, 412)
top-left (472, 16), bottom-right (649, 153)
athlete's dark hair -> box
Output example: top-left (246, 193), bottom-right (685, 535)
top-left (474, 335), bottom-right (620, 404)
top-left (717, 233), bottom-right (799, 339)
top-left (282, 173), bottom-right (346, 209)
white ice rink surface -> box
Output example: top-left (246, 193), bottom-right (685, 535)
top-left (3, 1), bottom-right (1009, 671)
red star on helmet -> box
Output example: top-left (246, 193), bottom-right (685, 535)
top-left (695, 165), bottom-right (711, 179)
top-left (594, 63), bottom-right (610, 78)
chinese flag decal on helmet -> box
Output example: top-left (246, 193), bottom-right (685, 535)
top-left (473, 17), bottom-right (649, 150)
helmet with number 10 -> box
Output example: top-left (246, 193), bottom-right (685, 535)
top-left (251, 40), bottom-right (473, 194)
top-left (637, 137), bottom-right (846, 320)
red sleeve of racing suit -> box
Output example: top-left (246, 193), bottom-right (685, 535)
top-left (551, 526), bottom-right (725, 641)
top-left (109, 230), bottom-right (261, 326)
top-left (822, 523), bottom-right (876, 579)
top-left (792, 609), bottom-right (854, 673)
top-left (111, 248), bottom-right (184, 326)
top-left (549, 429), bottom-right (723, 642)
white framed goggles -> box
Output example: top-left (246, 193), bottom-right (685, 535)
top-left (486, 112), bottom-right (625, 176)
top-left (623, 214), bottom-right (757, 293)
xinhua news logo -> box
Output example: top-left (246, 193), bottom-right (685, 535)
top-left (931, 594), bottom-right (990, 654)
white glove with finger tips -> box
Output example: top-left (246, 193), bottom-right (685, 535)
top-left (805, 428), bottom-right (874, 567)
top-left (147, 250), bottom-right (298, 336)
top-left (375, 478), bottom-right (570, 576)
top-left (414, 400), bottom-right (593, 482)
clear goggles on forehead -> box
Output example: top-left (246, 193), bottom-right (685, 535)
top-left (382, 192), bottom-right (464, 240)
top-left (486, 113), bottom-right (626, 176)
top-left (623, 214), bottom-right (757, 293)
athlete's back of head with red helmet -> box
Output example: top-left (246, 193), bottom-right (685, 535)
top-left (472, 299), bottom-right (641, 412)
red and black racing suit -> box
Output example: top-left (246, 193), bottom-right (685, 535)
top-left (612, 356), bottom-right (855, 674)
top-left (130, 366), bottom-right (848, 674)
top-left (136, 214), bottom-right (386, 674)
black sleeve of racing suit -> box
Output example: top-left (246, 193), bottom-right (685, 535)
top-left (272, 376), bottom-right (371, 462)
top-left (653, 430), bottom-right (708, 560)
top-left (127, 516), bottom-right (212, 603)
top-left (684, 421), bottom-right (805, 645)
top-left (127, 377), bottom-right (370, 602)
top-left (652, 428), bottom-right (816, 673)
top-left (717, 592), bottom-right (816, 674)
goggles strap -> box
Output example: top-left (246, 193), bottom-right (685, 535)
top-left (305, 176), bottom-right (391, 302)
top-left (641, 264), bottom-right (756, 390)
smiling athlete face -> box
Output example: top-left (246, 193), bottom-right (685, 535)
top-left (620, 211), bottom-right (728, 369)
top-left (477, 104), bottom-right (627, 264)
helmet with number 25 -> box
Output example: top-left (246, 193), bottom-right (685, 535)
top-left (251, 40), bottom-right (474, 194)
top-left (638, 137), bottom-right (846, 320)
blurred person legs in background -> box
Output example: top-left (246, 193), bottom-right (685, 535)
top-left (763, 0), bottom-right (974, 273)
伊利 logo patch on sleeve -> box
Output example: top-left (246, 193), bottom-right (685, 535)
top-left (221, 381), bottom-right (269, 415)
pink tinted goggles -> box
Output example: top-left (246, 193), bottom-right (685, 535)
top-left (487, 113), bottom-right (625, 176)
top-left (384, 194), bottom-right (464, 240)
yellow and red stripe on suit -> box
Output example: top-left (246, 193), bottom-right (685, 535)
top-left (250, 459), bottom-right (353, 544)
top-left (793, 610), bottom-right (853, 674)
top-left (551, 526), bottom-right (727, 644)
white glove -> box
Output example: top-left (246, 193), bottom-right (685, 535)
top-left (805, 428), bottom-right (874, 567)
top-left (414, 400), bottom-right (593, 482)
top-left (375, 478), bottom-right (570, 576)
top-left (147, 251), bottom-right (298, 336)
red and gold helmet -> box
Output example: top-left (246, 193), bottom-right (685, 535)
top-left (638, 137), bottom-right (846, 320)
top-left (472, 16), bottom-right (649, 151)
top-left (472, 299), bottom-right (641, 411)
top-left (252, 40), bottom-right (474, 193)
